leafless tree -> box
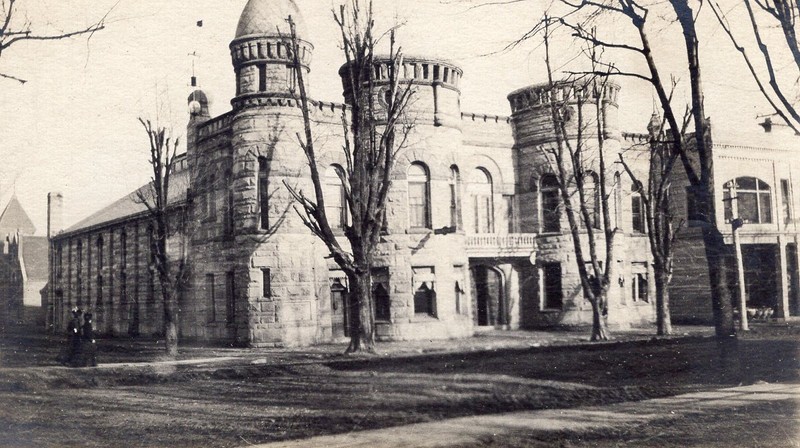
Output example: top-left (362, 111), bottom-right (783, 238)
top-left (135, 118), bottom-right (183, 357)
top-left (619, 108), bottom-right (685, 336)
top-left (710, 0), bottom-right (800, 134)
top-left (538, 22), bottom-right (618, 341)
top-left (285, 0), bottom-right (414, 353)
top-left (524, 0), bottom-right (736, 339)
top-left (0, 0), bottom-right (109, 84)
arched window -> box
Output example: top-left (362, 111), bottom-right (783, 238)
top-left (540, 174), bottom-right (560, 233)
top-left (408, 163), bottom-right (431, 229)
top-left (583, 171), bottom-right (600, 229)
top-left (258, 157), bottom-right (269, 230)
top-left (631, 184), bottom-right (645, 233)
top-left (449, 165), bottom-right (461, 229)
top-left (324, 165), bottom-right (347, 229)
top-left (723, 177), bottom-right (772, 224)
top-left (470, 168), bottom-right (494, 233)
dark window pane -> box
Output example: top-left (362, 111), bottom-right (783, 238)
top-left (760, 192), bottom-right (772, 223)
top-left (259, 178), bottom-right (269, 230)
top-left (374, 284), bottom-right (391, 321)
top-left (738, 177), bottom-right (757, 190)
top-left (543, 263), bottom-right (562, 309)
top-left (632, 195), bottom-right (644, 233)
top-left (409, 182), bottom-right (428, 228)
top-left (262, 269), bottom-right (271, 297)
top-left (739, 192), bottom-right (758, 223)
top-left (542, 190), bottom-right (560, 232)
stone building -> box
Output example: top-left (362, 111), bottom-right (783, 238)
top-left (0, 194), bottom-right (49, 330)
top-left (45, 0), bottom-right (723, 346)
top-left (668, 129), bottom-right (800, 323)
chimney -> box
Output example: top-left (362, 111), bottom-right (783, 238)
top-left (47, 192), bottom-right (63, 238)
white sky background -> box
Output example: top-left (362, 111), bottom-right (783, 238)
top-left (0, 0), bottom-right (795, 233)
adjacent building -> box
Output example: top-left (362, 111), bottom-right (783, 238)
top-left (0, 194), bottom-right (49, 330)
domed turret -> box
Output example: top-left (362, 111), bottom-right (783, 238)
top-left (230, 0), bottom-right (313, 110)
top-left (188, 89), bottom-right (210, 117)
top-left (235, 0), bottom-right (307, 39)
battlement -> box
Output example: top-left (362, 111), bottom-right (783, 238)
top-left (461, 112), bottom-right (511, 124)
top-left (339, 55), bottom-right (463, 98)
top-left (507, 79), bottom-right (621, 115)
top-left (197, 112), bottom-right (234, 141)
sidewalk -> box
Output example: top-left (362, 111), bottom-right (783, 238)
top-left (256, 382), bottom-right (800, 448)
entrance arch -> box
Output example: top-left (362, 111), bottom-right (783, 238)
top-left (470, 265), bottom-right (505, 326)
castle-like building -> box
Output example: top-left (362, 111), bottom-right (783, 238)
top-left (43, 0), bottom-right (800, 345)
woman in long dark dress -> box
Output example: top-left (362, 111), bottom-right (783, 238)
top-left (80, 313), bottom-right (98, 367)
top-left (62, 308), bottom-right (83, 366)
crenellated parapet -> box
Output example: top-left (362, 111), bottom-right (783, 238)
top-left (339, 55), bottom-right (464, 129)
top-left (507, 78), bottom-right (621, 147)
top-left (507, 79), bottom-right (621, 115)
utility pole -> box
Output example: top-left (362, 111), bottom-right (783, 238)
top-left (731, 217), bottom-right (748, 331)
top-left (724, 183), bottom-right (749, 332)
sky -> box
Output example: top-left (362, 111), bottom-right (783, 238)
top-left (0, 0), bottom-right (795, 234)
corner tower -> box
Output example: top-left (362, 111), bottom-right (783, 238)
top-left (230, 0), bottom-right (313, 110)
top-left (227, 0), bottom-right (331, 347)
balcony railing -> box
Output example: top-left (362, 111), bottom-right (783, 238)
top-left (465, 233), bottom-right (538, 258)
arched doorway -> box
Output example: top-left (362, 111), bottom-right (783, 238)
top-left (470, 265), bottom-right (505, 326)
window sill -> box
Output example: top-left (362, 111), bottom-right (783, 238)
top-left (539, 231), bottom-right (562, 237)
top-left (406, 228), bottom-right (433, 235)
top-left (411, 314), bottom-right (438, 322)
top-left (539, 308), bottom-right (562, 313)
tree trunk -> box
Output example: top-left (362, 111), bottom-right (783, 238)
top-left (163, 297), bottom-right (178, 357)
top-left (128, 299), bottom-right (140, 337)
top-left (589, 292), bottom-right (609, 341)
top-left (346, 270), bottom-right (375, 353)
top-left (653, 263), bottom-right (673, 336)
top-left (161, 284), bottom-right (178, 358)
top-left (703, 226), bottom-right (736, 338)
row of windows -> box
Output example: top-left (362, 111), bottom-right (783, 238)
top-left (55, 225), bottom-right (150, 311)
top-left (211, 158), bottom-right (653, 236)
top-left (688, 176), bottom-right (795, 225)
top-left (539, 262), bottom-right (650, 311)
top-left (533, 173), bottom-right (646, 234)
top-left (321, 163), bottom-right (499, 232)
top-left (235, 64), bottom-right (296, 96)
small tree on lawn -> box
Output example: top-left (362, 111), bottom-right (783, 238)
top-left (619, 108), bottom-right (685, 336)
top-left (135, 118), bottom-right (184, 357)
top-left (537, 22), bottom-right (618, 341)
top-left (284, 0), bottom-right (414, 353)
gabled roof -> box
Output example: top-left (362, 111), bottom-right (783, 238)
top-left (0, 194), bottom-right (36, 237)
top-left (62, 170), bottom-right (190, 235)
